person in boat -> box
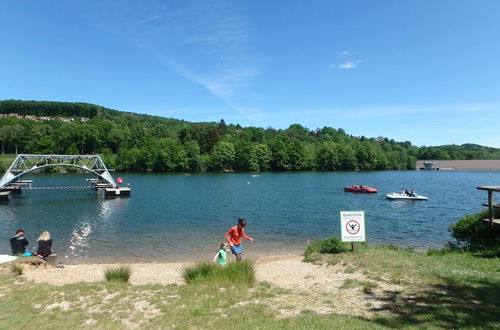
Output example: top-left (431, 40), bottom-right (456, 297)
top-left (225, 218), bottom-right (254, 262)
top-left (403, 188), bottom-right (410, 196)
top-left (410, 188), bottom-right (416, 197)
top-left (36, 231), bottom-right (53, 259)
top-left (10, 228), bottom-right (29, 255)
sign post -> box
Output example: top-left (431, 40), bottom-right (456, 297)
top-left (340, 211), bottom-right (366, 251)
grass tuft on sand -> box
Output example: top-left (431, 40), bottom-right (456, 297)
top-left (10, 263), bottom-right (23, 276)
top-left (104, 265), bottom-right (132, 283)
top-left (183, 259), bottom-right (255, 286)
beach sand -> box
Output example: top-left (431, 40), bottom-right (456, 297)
top-left (10, 254), bottom-right (405, 317)
top-left (18, 254), bottom-right (312, 286)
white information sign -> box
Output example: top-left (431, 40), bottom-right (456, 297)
top-left (340, 211), bottom-right (366, 242)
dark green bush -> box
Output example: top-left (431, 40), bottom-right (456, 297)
top-left (448, 210), bottom-right (500, 251)
top-left (304, 237), bottom-right (348, 260)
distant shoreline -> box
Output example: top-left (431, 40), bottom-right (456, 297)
top-left (416, 159), bottom-right (500, 171)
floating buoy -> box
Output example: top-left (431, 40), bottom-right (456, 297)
top-left (116, 177), bottom-right (123, 184)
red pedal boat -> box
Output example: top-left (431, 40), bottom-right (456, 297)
top-left (344, 184), bottom-right (378, 193)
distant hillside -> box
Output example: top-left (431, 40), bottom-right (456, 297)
top-left (0, 100), bottom-right (101, 118)
top-left (418, 144), bottom-right (500, 160)
top-left (0, 100), bottom-right (499, 172)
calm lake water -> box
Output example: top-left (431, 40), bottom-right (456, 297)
top-left (0, 171), bottom-right (497, 263)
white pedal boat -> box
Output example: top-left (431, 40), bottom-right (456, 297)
top-left (385, 192), bottom-right (428, 201)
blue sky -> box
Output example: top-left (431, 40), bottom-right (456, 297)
top-left (1, 1), bottom-right (500, 147)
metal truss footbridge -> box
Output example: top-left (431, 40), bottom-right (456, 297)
top-left (0, 154), bottom-right (117, 188)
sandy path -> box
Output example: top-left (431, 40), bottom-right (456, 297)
top-left (19, 254), bottom-right (354, 287)
top-left (20, 255), bottom-right (308, 286)
top-left (21, 262), bottom-right (187, 286)
top-left (255, 254), bottom-right (359, 291)
top-left (16, 254), bottom-right (403, 317)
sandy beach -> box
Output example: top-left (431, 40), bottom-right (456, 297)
top-left (6, 254), bottom-right (404, 318)
top-left (18, 254), bottom-right (317, 287)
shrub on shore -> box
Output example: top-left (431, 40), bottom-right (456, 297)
top-left (104, 265), bottom-right (132, 282)
top-left (182, 259), bottom-right (255, 286)
top-left (304, 237), bottom-right (348, 261)
top-left (448, 210), bottom-right (500, 255)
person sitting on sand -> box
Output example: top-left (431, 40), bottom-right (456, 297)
top-left (213, 242), bottom-right (230, 266)
top-left (10, 228), bottom-right (29, 255)
top-left (225, 218), bottom-right (254, 262)
top-left (36, 231), bottom-right (52, 259)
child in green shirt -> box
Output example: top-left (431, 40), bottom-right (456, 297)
top-left (213, 242), bottom-right (229, 265)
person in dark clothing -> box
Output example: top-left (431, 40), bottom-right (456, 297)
top-left (36, 231), bottom-right (52, 258)
top-left (10, 228), bottom-right (29, 255)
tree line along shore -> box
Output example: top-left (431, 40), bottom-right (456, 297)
top-left (1, 100), bottom-right (500, 173)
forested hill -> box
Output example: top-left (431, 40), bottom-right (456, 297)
top-left (0, 100), bottom-right (499, 172)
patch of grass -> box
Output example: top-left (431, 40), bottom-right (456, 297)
top-left (182, 259), bottom-right (255, 286)
top-left (344, 266), bottom-right (356, 273)
top-left (308, 242), bottom-right (500, 328)
top-left (339, 279), bottom-right (377, 293)
top-left (304, 237), bottom-right (348, 261)
top-left (10, 263), bottom-right (23, 276)
top-left (340, 279), bottom-right (357, 289)
top-left (104, 265), bottom-right (132, 283)
top-left (361, 281), bottom-right (378, 293)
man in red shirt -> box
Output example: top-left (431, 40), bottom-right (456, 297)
top-left (225, 218), bottom-right (254, 261)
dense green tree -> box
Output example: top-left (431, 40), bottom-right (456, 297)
top-left (317, 141), bottom-right (340, 170)
top-left (183, 140), bottom-right (201, 172)
top-left (254, 143), bottom-right (271, 171)
top-left (1, 100), bottom-right (500, 172)
top-left (234, 141), bottom-right (258, 171)
top-left (209, 141), bottom-right (236, 171)
top-left (336, 144), bottom-right (357, 170)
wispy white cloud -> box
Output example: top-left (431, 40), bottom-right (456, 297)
top-left (338, 61), bottom-right (356, 69)
top-left (464, 105), bottom-right (484, 111)
top-left (340, 50), bottom-right (352, 55)
top-left (85, 2), bottom-right (260, 104)
top-left (166, 59), bottom-right (259, 99)
top-left (330, 60), bottom-right (360, 70)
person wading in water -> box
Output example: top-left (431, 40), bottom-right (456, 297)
top-left (225, 218), bottom-right (254, 261)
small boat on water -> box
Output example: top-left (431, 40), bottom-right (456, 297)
top-left (385, 192), bottom-right (428, 201)
top-left (344, 185), bottom-right (378, 193)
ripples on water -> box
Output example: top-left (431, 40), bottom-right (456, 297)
top-left (0, 171), bottom-right (497, 263)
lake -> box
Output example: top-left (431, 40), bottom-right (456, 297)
top-left (0, 171), bottom-right (497, 263)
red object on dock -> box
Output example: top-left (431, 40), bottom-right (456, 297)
top-left (344, 185), bottom-right (378, 193)
top-left (116, 177), bottom-right (123, 184)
